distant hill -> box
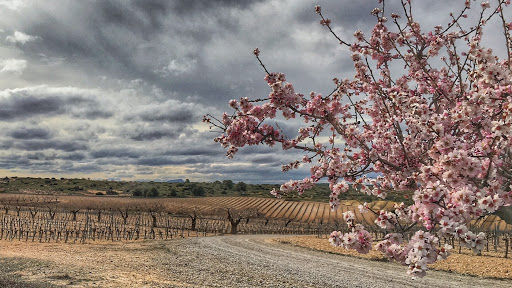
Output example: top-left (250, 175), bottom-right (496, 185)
top-left (0, 176), bottom-right (411, 204)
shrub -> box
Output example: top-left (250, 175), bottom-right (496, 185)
top-left (191, 186), bottom-right (205, 197)
top-left (132, 188), bottom-right (143, 197)
top-left (148, 187), bottom-right (159, 197)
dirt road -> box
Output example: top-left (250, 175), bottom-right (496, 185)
top-left (0, 235), bottom-right (510, 287)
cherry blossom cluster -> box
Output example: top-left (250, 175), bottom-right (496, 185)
top-left (375, 231), bottom-right (451, 278)
top-left (207, 0), bottom-right (512, 278)
top-left (329, 211), bottom-right (373, 254)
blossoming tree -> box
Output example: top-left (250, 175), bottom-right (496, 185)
top-left (205, 0), bottom-right (512, 278)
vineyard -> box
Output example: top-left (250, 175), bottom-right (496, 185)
top-left (0, 194), bottom-right (511, 257)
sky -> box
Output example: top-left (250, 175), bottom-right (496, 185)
top-left (0, 0), bottom-right (507, 183)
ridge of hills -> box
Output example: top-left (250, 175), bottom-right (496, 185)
top-left (0, 176), bottom-right (408, 203)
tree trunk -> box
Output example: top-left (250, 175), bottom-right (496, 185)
top-left (71, 210), bottom-right (79, 221)
top-left (152, 214), bottom-right (157, 228)
top-left (230, 222), bottom-right (239, 234)
top-left (191, 218), bottom-right (197, 231)
top-left (504, 237), bottom-right (509, 258)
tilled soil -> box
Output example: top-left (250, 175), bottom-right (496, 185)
top-left (0, 235), bottom-right (511, 287)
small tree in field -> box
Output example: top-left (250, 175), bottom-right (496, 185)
top-left (206, 0), bottom-right (512, 278)
top-left (225, 208), bottom-right (257, 234)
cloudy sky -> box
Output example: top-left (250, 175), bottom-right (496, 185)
top-left (0, 0), bottom-right (506, 183)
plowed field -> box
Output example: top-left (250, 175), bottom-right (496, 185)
top-left (1, 194), bottom-right (510, 231)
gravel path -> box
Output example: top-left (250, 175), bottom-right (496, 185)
top-left (156, 235), bottom-right (511, 288)
top-left (2, 235), bottom-right (511, 287)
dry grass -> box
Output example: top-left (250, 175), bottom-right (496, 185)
top-left (274, 236), bottom-right (512, 279)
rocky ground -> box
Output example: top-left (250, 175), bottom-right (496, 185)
top-left (0, 235), bottom-right (511, 287)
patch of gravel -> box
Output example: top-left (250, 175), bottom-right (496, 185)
top-left (154, 235), bottom-right (512, 288)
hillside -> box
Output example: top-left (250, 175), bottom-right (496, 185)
top-left (0, 176), bottom-right (409, 204)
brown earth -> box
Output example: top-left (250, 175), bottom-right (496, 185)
top-left (1, 235), bottom-right (511, 287)
top-left (0, 240), bottom-right (173, 287)
top-left (275, 236), bottom-right (512, 279)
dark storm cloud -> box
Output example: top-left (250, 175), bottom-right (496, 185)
top-left (8, 0), bottom-right (267, 100)
top-left (137, 156), bottom-right (206, 166)
top-left (98, 1), bottom-right (160, 34)
top-left (244, 155), bottom-right (280, 165)
top-left (171, 147), bottom-right (219, 157)
top-left (0, 86), bottom-right (111, 121)
top-left (0, 94), bottom-right (70, 120)
top-left (184, 164), bottom-right (254, 176)
top-left (5, 0), bottom-right (345, 111)
top-left (95, 158), bottom-right (135, 166)
top-left (62, 123), bottom-right (106, 142)
top-left (0, 157), bottom-right (31, 169)
top-left (170, 0), bottom-right (261, 13)
top-left (0, 151), bottom-right (81, 171)
top-left (9, 127), bottom-right (52, 139)
top-left (15, 139), bottom-right (88, 152)
top-left (89, 139), bottom-right (219, 166)
top-left (125, 100), bottom-right (199, 123)
top-left (119, 100), bottom-right (206, 141)
top-left (0, 140), bottom-right (13, 150)
top-left (97, 0), bottom-right (255, 37)
top-left (58, 162), bottom-right (102, 173)
top-left (91, 147), bottom-right (143, 159)
top-left (129, 130), bottom-right (173, 141)
top-left (70, 106), bottom-right (114, 120)
top-left (138, 109), bottom-right (194, 123)
top-left (124, 125), bottom-right (182, 141)
top-left (61, 152), bottom-right (87, 161)
top-left (25, 151), bottom-right (56, 161)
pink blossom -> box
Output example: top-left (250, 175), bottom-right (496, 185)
top-left (354, 30), bottom-right (364, 42)
top-left (319, 18), bottom-right (331, 26)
